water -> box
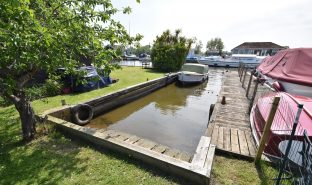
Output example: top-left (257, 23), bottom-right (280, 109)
top-left (87, 68), bottom-right (224, 154)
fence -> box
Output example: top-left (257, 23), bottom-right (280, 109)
top-left (238, 63), bottom-right (312, 184)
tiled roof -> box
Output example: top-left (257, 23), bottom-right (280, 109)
top-left (232, 42), bottom-right (286, 50)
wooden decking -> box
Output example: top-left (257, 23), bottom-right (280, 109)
top-left (206, 70), bottom-right (257, 158)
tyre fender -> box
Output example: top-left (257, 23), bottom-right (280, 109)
top-left (71, 104), bottom-right (93, 126)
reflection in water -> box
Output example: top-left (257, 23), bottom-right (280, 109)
top-left (87, 68), bottom-right (224, 154)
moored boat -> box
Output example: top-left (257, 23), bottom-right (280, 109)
top-left (257, 48), bottom-right (312, 98)
top-left (199, 54), bottom-right (265, 67)
top-left (178, 63), bottom-right (209, 84)
top-left (250, 92), bottom-right (312, 156)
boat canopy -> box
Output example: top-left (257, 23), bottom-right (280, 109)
top-left (181, 64), bottom-right (208, 74)
top-left (257, 48), bottom-right (312, 86)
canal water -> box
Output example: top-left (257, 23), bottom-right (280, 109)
top-left (87, 68), bottom-right (224, 154)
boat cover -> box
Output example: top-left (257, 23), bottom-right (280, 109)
top-left (181, 64), bottom-right (208, 74)
top-left (257, 48), bottom-right (312, 86)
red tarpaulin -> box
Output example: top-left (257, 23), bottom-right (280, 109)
top-left (257, 48), bottom-right (312, 87)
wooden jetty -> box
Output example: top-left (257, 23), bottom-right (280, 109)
top-left (206, 69), bottom-right (257, 158)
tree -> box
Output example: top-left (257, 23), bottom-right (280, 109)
top-left (135, 45), bottom-right (151, 55)
top-left (206, 38), bottom-right (224, 55)
top-left (0, 0), bottom-right (141, 141)
top-left (194, 40), bottom-right (203, 54)
top-left (151, 29), bottom-right (193, 72)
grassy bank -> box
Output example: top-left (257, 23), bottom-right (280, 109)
top-left (0, 67), bottom-right (275, 184)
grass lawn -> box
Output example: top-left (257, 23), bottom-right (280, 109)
top-left (0, 67), bottom-right (277, 184)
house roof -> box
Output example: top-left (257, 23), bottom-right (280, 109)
top-left (232, 42), bottom-right (286, 50)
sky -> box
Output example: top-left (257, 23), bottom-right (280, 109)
top-left (112, 0), bottom-right (312, 51)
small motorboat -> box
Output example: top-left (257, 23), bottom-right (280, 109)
top-left (257, 48), bottom-right (312, 98)
top-left (250, 92), bottom-right (312, 156)
top-left (178, 63), bottom-right (209, 84)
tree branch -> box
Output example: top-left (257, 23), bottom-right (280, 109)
top-left (17, 68), bottom-right (38, 89)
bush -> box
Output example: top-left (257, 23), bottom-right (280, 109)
top-left (25, 79), bottom-right (61, 101)
top-left (151, 29), bottom-right (193, 72)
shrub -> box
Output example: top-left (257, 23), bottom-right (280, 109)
top-left (151, 29), bottom-right (193, 72)
top-left (25, 79), bottom-right (61, 101)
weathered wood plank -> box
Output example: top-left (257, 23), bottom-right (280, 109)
top-left (176, 152), bottom-right (192, 162)
top-left (151, 144), bottom-right (168, 153)
top-left (230, 129), bottom-right (240, 153)
top-left (125, 135), bottom-right (140, 144)
top-left (238, 130), bottom-right (249, 156)
top-left (224, 128), bottom-right (231, 151)
top-left (217, 127), bottom-right (224, 149)
top-left (163, 148), bottom-right (180, 158)
top-left (192, 136), bottom-right (211, 168)
top-left (211, 125), bottom-right (219, 145)
top-left (205, 123), bottom-right (214, 137)
top-left (245, 131), bottom-right (257, 156)
top-left (135, 139), bottom-right (157, 149)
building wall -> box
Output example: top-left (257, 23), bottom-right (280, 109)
top-left (231, 48), bottom-right (283, 56)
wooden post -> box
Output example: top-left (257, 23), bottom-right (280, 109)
top-left (248, 78), bottom-right (259, 113)
top-left (246, 70), bottom-right (255, 98)
top-left (255, 96), bottom-right (281, 163)
top-left (239, 65), bottom-right (245, 81)
top-left (242, 68), bottom-right (247, 88)
top-left (238, 63), bottom-right (242, 74)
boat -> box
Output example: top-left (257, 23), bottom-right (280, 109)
top-left (178, 63), bottom-right (209, 84)
top-left (250, 92), bottom-right (312, 156)
top-left (257, 48), bottom-right (312, 98)
top-left (199, 54), bottom-right (265, 67)
top-left (185, 57), bottom-right (199, 64)
top-left (198, 56), bottom-right (223, 65)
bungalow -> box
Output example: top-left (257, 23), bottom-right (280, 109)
top-left (231, 42), bottom-right (287, 56)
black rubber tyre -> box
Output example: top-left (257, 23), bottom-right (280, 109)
top-left (209, 104), bottom-right (215, 121)
top-left (71, 104), bottom-right (93, 126)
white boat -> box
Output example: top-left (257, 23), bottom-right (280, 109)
top-left (198, 56), bottom-right (223, 65)
top-left (199, 54), bottom-right (265, 67)
top-left (178, 63), bottom-right (209, 84)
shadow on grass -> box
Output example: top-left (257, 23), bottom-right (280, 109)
top-left (61, 131), bottom-right (193, 185)
top-left (0, 110), bottom-right (85, 185)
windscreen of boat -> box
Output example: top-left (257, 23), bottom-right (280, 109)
top-left (181, 65), bottom-right (207, 74)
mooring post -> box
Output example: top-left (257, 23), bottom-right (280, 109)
top-left (239, 65), bottom-right (244, 82)
top-left (248, 78), bottom-right (259, 113)
top-left (242, 68), bottom-right (247, 88)
top-left (276, 104), bottom-right (304, 185)
top-left (238, 63), bottom-right (241, 74)
top-left (246, 70), bottom-right (255, 98)
top-left (255, 96), bottom-right (281, 163)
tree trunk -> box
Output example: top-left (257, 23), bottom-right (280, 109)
top-left (14, 92), bottom-right (36, 141)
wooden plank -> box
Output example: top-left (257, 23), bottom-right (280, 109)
top-left (217, 127), bottom-right (224, 149)
top-left (115, 133), bottom-right (132, 141)
top-left (176, 152), bottom-right (192, 162)
top-left (163, 148), bottom-right (180, 158)
top-left (125, 135), bottom-right (140, 144)
top-left (205, 123), bottom-right (214, 137)
top-left (151, 144), bottom-right (168, 153)
top-left (211, 125), bottom-right (219, 145)
top-left (230, 129), bottom-right (240, 153)
top-left (192, 136), bottom-right (211, 168)
top-left (238, 130), bottom-right (249, 156)
top-left (245, 131), bottom-right (256, 156)
top-left (224, 128), bottom-right (231, 151)
top-left (135, 139), bottom-right (157, 150)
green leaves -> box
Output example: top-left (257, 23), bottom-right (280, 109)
top-left (151, 29), bottom-right (193, 72)
top-left (0, 0), bottom-right (141, 99)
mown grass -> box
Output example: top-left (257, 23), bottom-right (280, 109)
top-left (0, 66), bottom-right (279, 184)
top-left (211, 155), bottom-right (279, 185)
